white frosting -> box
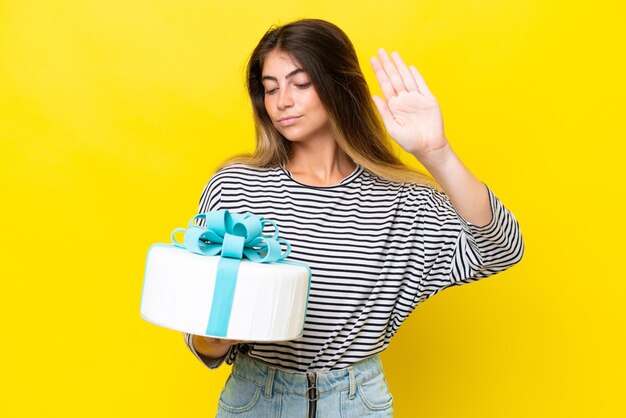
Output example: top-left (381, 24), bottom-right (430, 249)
top-left (141, 245), bottom-right (310, 341)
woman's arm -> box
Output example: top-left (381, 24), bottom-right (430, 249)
top-left (370, 48), bottom-right (493, 227)
top-left (414, 143), bottom-right (492, 227)
top-left (370, 49), bottom-right (522, 295)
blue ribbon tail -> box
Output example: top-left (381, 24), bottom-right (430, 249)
top-left (206, 257), bottom-right (241, 337)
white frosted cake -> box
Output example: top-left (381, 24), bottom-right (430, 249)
top-left (141, 244), bottom-right (311, 341)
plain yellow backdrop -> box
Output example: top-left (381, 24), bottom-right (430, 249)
top-left (1, 0), bottom-right (624, 417)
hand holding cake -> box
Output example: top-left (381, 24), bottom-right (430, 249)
top-left (191, 336), bottom-right (246, 360)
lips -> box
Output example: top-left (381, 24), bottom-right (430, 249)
top-left (278, 115), bottom-right (301, 122)
top-left (277, 115), bottom-right (302, 126)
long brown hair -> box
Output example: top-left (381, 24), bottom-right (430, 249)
top-left (222, 18), bottom-right (439, 188)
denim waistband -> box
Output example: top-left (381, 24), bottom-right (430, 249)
top-left (231, 353), bottom-right (384, 397)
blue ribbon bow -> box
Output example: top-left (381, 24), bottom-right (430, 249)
top-left (171, 210), bottom-right (291, 337)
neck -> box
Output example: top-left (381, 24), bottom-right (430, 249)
top-left (285, 135), bottom-right (357, 187)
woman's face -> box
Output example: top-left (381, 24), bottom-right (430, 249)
top-left (261, 49), bottom-right (331, 143)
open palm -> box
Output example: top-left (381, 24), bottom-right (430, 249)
top-left (370, 49), bottom-right (448, 158)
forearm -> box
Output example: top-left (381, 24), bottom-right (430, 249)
top-left (415, 142), bottom-right (492, 227)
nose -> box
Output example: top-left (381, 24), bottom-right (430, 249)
top-left (277, 86), bottom-right (294, 109)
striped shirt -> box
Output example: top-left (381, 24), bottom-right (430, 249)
top-left (183, 163), bottom-right (524, 372)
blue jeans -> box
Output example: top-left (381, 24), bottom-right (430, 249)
top-left (216, 352), bottom-right (394, 417)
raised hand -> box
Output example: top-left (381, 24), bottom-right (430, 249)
top-left (370, 48), bottom-right (448, 159)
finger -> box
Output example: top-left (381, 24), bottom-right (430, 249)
top-left (378, 48), bottom-right (408, 94)
top-left (409, 65), bottom-right (432, 96)
top-left (391, 51), bottom-right (419, 92)
top-left (370, 55), bottom-right (396, 102)
top-left (372, 94), bottom-right (395, 128)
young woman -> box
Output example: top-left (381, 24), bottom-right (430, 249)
top-left (182, 18), bottom-right (524, 417)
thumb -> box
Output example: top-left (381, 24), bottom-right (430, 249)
top-left (372, 95), bottom-right (394, 128)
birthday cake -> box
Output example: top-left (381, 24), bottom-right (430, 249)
top-left (140, 210), bottom-right (311, 341)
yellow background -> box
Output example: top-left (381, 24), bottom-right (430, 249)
top-left (1, 0), bottom-right (624, 417)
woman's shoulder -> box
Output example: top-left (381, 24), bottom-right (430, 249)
top-left (358, 167), bottom-right (453, 213)
top-left (360, 166), bottom-right (439, 194)
top-left (208, 163), bottom-right (283, 184)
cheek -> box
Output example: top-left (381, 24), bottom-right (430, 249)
top-left (311, 99), bottom-right (329, 121)
top-left (304, 92), bottom-right (323, 113)
top-left (263, 97), bottom-right (274, 116)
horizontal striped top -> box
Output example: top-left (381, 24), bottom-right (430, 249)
top-left (183, 163), bottom-right (524, 372)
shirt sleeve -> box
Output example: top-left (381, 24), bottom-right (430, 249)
top-left (195, 172), bottom-right (224, 226)
top-left (413, 182), bottom-right (525, 301)
top-left (181, 172), bottom-right (232, 369)
top-left (182, 333), bottom-right (238, 369)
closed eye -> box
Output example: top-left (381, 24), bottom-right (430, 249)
top-left (264, 82), bottom-right (312, 95)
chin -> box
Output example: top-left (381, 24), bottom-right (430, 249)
top-left (282, 135), bottom-right (307, 143)
top-left (277, 130), bottom-right (308, 142)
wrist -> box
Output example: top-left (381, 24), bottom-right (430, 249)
top-left (413, 142), bottom-right (455, 172)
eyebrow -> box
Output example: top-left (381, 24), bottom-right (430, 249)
top-left (261, 68), bottom-right (306, 82)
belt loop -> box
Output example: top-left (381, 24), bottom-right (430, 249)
top-left (348, 366), bottom-right (356, 399)
top-left (265, 367), bottom-right (276, 399)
